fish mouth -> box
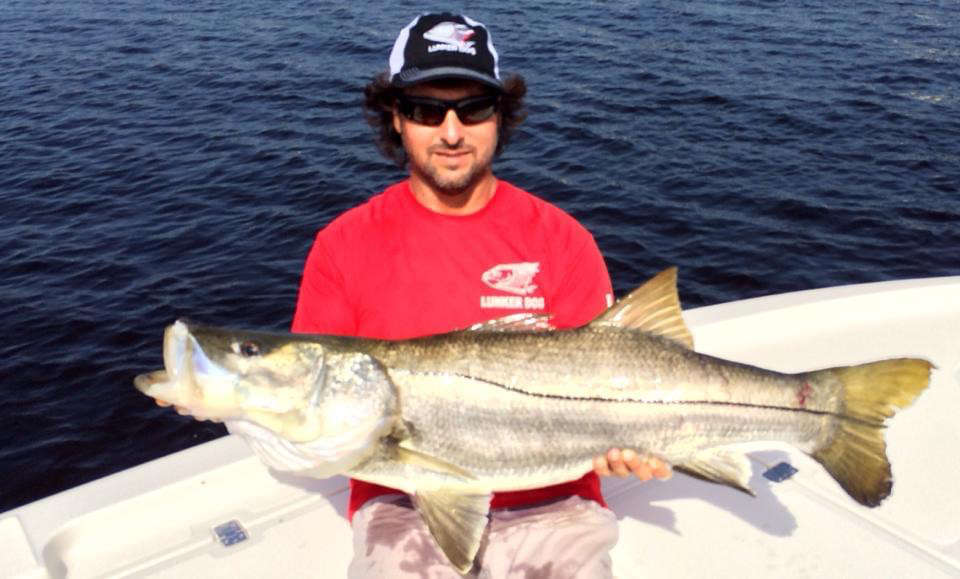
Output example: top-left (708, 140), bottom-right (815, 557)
top-left (133, 319), bottom-right (193, 404)
top-left (163, 319), bottom-right (191, 383)
top-left (134, 370), bottom-right (170, 394)
top-left (137, 319), bottom-right (242, 422)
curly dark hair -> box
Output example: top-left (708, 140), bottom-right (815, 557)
top-left (363, 73), bottom-right (527, 166)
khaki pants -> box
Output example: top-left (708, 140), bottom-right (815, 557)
top-left (348, 495), bottom-right (618, 578)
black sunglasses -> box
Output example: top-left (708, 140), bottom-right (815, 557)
top-left (397, 94), bottom-right (500, 126)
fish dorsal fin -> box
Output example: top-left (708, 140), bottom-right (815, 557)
top-left (467, 313), bottom-right (555, 333)
top-left (591, 267), bottom-right (694, 348)
top-left (412, 490), bottom-right (492, 574)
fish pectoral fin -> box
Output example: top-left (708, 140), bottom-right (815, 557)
top-left (395, 445), bottom-right (477, 480)
top-left (676, 448), bottom-right (755, 496)
top-left (412, 490), bottom-right (492, 574)
top-left (590, 267), bottom-right (694, 349)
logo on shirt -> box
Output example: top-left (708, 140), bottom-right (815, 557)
top-left (480, 262), bottom-right (545, 310)
top-left (423, 22), bottom-right (477, 55)
top-left (482, 262), bottom-right (539, 295)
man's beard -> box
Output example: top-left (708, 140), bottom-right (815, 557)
top-left (411, 147), bottom-right (494, 197)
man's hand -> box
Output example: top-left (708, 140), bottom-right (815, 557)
top-left (593, 449), bottom-right (672, 481)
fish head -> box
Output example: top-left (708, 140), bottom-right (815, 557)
top-left (135, 320), bottom-right (399, 447)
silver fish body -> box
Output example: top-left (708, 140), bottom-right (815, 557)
top-left (134, 268), bottom-right (932, 573)
top-left (347, 327), bottom-right (835, 493)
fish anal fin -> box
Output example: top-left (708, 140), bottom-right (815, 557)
top-left (591, 267), bottom-right (694, 349)
top-left (677, 448), bottom-right (755, 496)
top-left (412, 490), bottom-right (492, 574)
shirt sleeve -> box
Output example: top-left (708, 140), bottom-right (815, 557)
top-left (548, 229), bottom-right (614, 329)
top-left (290, 232), bottom-right (358, 335)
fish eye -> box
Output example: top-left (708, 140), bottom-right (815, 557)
top-left (238, 340), bottom-right (262, 357)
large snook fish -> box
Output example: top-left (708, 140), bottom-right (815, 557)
top-left (135, 268), bottom-right (932, 573)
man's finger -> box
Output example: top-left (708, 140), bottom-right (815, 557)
top-left (607, 449), bottom-right (631, 477)
top-left (623, 450), bottom-right (652, 481)
top-left (621, 449), bottom-right (645, 478)
top-left (593, 454), bottom-right (611, 477)
top-left (647, 456), bottom-right (673, 480)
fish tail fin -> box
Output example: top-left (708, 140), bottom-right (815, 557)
top-left (810, 358), bottom-right (932, 507)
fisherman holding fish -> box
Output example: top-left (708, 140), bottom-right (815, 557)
top-left (135, 10), bottom-right (934, 577)
top-left (281, 12), bottom-right (668, 577)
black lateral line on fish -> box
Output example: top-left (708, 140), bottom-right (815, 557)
top-left (427, 371), bottom-right (886, 428)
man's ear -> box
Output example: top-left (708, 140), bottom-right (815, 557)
top-left (392, 106), bottom-right (403, 135)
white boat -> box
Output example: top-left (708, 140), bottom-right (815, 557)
top-left (4, 276), bottom-right (960, 578)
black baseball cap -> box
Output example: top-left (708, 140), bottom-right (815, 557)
top-left (388, 13), bottom-right (503, 91)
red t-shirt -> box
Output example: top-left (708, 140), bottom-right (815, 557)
top-left (292, 179), bottom-right (613, 518)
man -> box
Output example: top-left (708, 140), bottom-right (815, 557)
top-left (287, 12), bottom-right (668, 577)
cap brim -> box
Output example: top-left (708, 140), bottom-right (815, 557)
top-left (392, 67), bottom-right (503, 91)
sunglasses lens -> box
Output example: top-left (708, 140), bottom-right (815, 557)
top-left (412, 103), bottom-right (448, 126)
top-left (458, 98), bottom-right (498, 124)
top-left (399, 96), bottom-right (498, 126)
top-left (398, 99), bottom-right (443, 126)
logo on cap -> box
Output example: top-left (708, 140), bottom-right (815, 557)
top-left (423, 22), bottom-right (477, 56)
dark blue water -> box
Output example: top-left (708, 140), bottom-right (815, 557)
top-left (2, 1), bottom-right (958, 513)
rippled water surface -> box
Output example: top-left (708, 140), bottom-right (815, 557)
top-left (1, 0), bottom-right (958, 511)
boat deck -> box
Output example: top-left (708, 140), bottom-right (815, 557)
top-left (4, 276), bottom-right (960, 578)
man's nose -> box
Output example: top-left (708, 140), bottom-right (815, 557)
top-left (439, 109), bottom-right (465, 145)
